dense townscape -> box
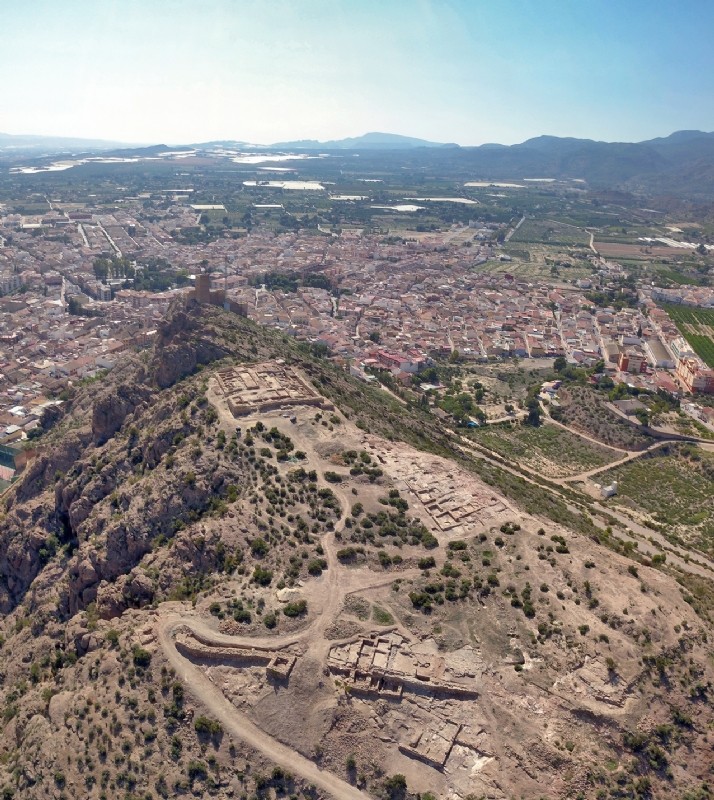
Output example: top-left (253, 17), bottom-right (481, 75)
top-left (2, 169), bottom-right (714, 487)
top-left (4, 1), bottom-right (714, 797)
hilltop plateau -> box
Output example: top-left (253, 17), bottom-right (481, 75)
top-left (0, 301), bottom-right (712, 800)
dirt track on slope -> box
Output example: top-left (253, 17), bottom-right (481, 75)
top-left (157, 616), bottom-right (369, 800)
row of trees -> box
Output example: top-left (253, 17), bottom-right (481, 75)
top-left (93, 256), bottom-right (134, 281)
top-left (92, 256), bottom-right (189, 292)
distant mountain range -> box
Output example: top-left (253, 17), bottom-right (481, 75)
top-left (2, 129), bottom-right (714, 198)
top-left (268, 131), bottom-right (456, 149)
top-left (0, 132), bottom-right (131, 152)
top-left (456, 130), bottom-right (714, 199)
top-left (0, 130), bottom-right (451, 154)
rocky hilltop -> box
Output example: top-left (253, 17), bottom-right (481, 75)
top-left (0, 300), bottom-right (712, 800)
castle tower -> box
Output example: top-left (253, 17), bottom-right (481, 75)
top-left (195, 273), bottom-right (211, 303)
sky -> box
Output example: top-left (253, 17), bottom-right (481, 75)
top-left (1, 0), bottom-right (713, 146)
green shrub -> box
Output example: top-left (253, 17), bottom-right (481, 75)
top-left (187, 761), bottom-right (208, 781)
top-left (252, 566), bottom-right (273, 586)
top-left (251, 537), bottom-right (269, 557)
top-left (132, 646), bottom-right (151, 669)
top-left (194, 716), bottom-right (222, 736)
top-left (307, 558), bottom-right (328, 576)
top-left (337, 546), bottom-right (364, 563)
top-left (283, 599), bottom-right (308, 617)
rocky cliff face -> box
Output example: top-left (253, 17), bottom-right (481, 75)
top-left (0, 298), bottom-right (278, 621)
top-left (91, 373), bottom-right (151, 446)
top-left (151, 299), bottom-right (232, 389)
top-left (0, 299), bottom-right (236, 618)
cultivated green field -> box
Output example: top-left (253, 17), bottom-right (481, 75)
top-left (510, 218), bottom-right (590, 247)
top-left (468, 421), bottom-right (621, 478)
top-left (663, 304), bottom-right (714, 367)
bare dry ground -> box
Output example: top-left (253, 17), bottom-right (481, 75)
top-left (594, 242), bottom-right (681, 259)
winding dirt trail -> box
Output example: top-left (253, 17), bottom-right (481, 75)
top-left (157, 383), bottom-right (713, 796)
top-left (156, 531), bottom-right (419, 798)
top-left (155, 395), bottom-right (427, 795)
top-left (157, 616), bottom-right (370, 800)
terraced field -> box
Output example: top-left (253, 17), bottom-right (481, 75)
top-left (469, 421), bottom-right (621, 478)
top-left (598, 445), bottom-right (714, 554)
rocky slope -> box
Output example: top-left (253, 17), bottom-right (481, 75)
top-left (0, 299), bottom-right (712, 800)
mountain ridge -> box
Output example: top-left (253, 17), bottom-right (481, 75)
top-left (3, 129), bottom-right (714, 198)
top-left (3, 128), bottom-right (713, 153)
top-left (0, 132), bottom-right (137, 152)
top-left (269, 131), bottom-right (457, 149)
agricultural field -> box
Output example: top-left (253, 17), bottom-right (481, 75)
top-left (650, 266), bottom-right (710, 287)
top-left (468, 421), bottom-right (621, 478)
top-left (662, 304), bottom-right (714, 367)
top-left (593, 241), bottom-right (675, 260)
top-left (593, 224), bottom-right (663, 243)
top-left (598, 445), bottom-right (714, 555)
top-left (510, 217), bottom-right (591, 246)
top-left (551, 385), bottom-right (656, 451)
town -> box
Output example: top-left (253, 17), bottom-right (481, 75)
top-left (1, 167), bottom-right (714, 488)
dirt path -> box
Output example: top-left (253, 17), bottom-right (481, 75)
top-left (456, 434), bottom-right (714, 578)
top-left (543, 415), bottom-right (629, 457)
top-left (161, 383), bottom-right (712, 793)
top-left (158, 389), bottom-right (431, 791)
top-left (561, 440), bottom-right (669, 483)
top-left (505, 214), bottom-right (526, 242)
top-left (157, 617), bottom-right (370, 800)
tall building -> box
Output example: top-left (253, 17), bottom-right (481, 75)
top-left (676, 357), bottom-right (714, 394)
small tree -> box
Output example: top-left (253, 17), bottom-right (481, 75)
top-left (524, 396), bottom-right (542, 427)
top-left (384, 774), bottom-right (407, 799)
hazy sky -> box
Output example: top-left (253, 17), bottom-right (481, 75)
top-left (2, 0), bottom-right (713, 146)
